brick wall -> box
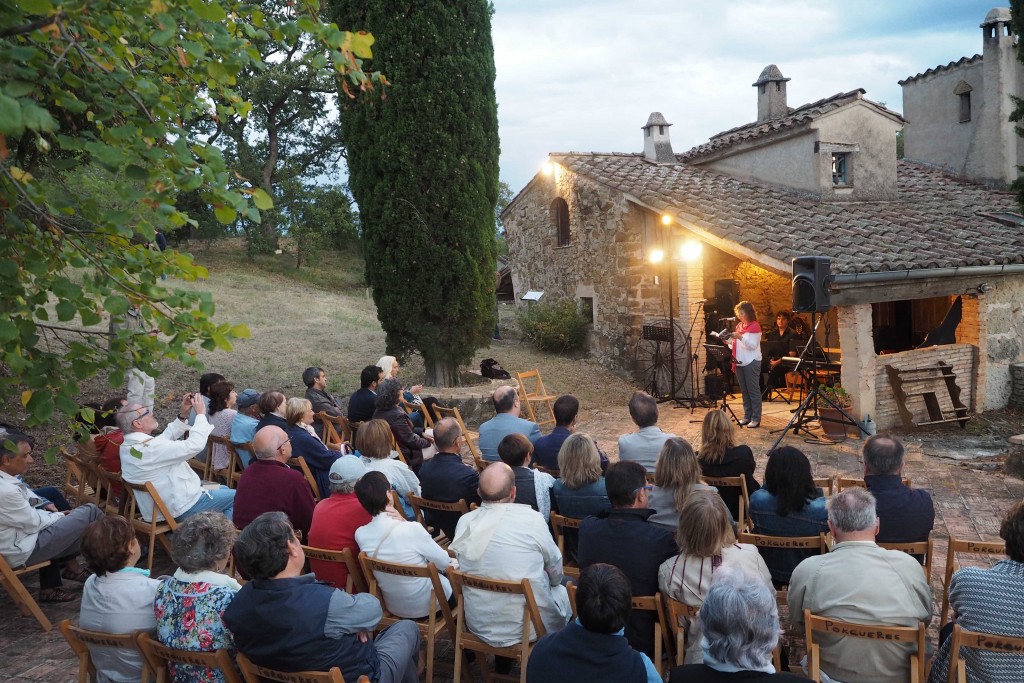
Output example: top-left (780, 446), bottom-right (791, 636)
top-left (872, 344), bottom-right (977, 430)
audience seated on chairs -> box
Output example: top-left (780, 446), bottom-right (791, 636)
top-left (417, 418), bottom-right (481, 542)
top-left (450, 463), bottom-right (572, 656)
top-left (528, 562), bottom-right (662, 683)
top-left (154, 512), bottom-right (241, 683)
top-left (233, 426), bottom-right (315, 537)
top-left (303, 366), bottom-right (344, 438)
top-left (88, 397), bottom-right (128, 501)
top-left (254, 390), bottom-right (288, 432)
top-left (206, 380), bottom-right (239, 474)
top-left (499, 433), bottom-right (556, 522)
top-left (659, 492), bottom-right (773, 664)
top-left (788, 487), bottom-right (931, 683)
top-left (185, 372), bottom-right (224, 426)
top-left (862, 434), bottom-right (934, 545)
top-left (355, 472), bottom-right (456, 618)
top-left (2, 431), bottom-right (73, 512)
top-left (669, 567), bottom-right (805, 683)
top-left (118, 394), bottom-right (235, 522)
top-left (356, 419), bottom-right (420, 520)
top-left (224, 511), bottom-right (421, 683)
top-left (287, 398), bottom-right (342, 497)
top-left (79, 515), bottom-right (160, 682)
top-left (532, 395), bottom-right (609, 473)
top-left (289, 395), bottom-right (342, 452)
top-left (477, 385), bottom-right (541, 462)
top-left (230, 389), bottom-right (262, 467)
top-left (648, 437), bottom-right (717, 532)
top-left (617, 391), bottom-right (677, 473)
top-left (75, 396), bottom-right (125, 464)
top-left (747, 446), bottom-right (828, 584)
top-left (373, 379), bottom-right (433, 473)
top-left (927, 500), bottom-right (1024, 683)
top-left (578, 460), bottom-right (677, 658)
top-left (697, 410), bottom-right (761, 521)
top-left (551, 433), bottom-right (610, 519)
top-left (307, 456), bottom-right (371, 590)
top-left (377, 355), bottom-right (438, 431)
top-left (349, 365), bottom-right (384, 424)
top-left (0, 432), bottom-right (103, 603)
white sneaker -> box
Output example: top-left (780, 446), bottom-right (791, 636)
top-left (738, 418), bottom-right (751, 426)
top-left (748, 420), bottom-right (760, 428)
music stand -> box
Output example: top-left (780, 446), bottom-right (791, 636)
top-left (673, 301), bottom-right (713, 412)
top-left (703, 344), bottom-right (740, 424)
top-left (769, 312), bottom-right (868, 449)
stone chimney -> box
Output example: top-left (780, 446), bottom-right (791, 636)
top-left (642, 112), bottom-right (675, 163)
top-left (753, 64), bottom-right (790, 123)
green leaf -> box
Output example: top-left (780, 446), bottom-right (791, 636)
top-left (4, 81), bottom-right (35, 98)
top-left (125, 164), bottom-right (148, 180)
top-left (55, 301), bottom-right (77, 321)
top-left (0, 95), bottom-right (23, 134)
top-left (251, 188), bottom-right (273, 210)
top-left (21, 102), bottom-right (56, 131)
top-left (19, 0), bottom-right (54, 14)
top-left (104, 296), bottom-right (130, 316)
top-left (0, 321), bottom-right (17, 343)
top-left (229, 324), bottom-right (251, 338)
top-left (214, 205), bottom-right (237, 224)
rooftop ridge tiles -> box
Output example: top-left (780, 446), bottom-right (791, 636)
top-left (899, 54), bottom-right (984, 85)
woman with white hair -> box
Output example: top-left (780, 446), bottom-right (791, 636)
top-left (376, 355), bottom-right (439, 429)
top-left (669, 567), bottom-right (804, 682)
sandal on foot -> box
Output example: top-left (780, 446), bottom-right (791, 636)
top-left (39, 588), bottom-right (78, 603)
top-left (61, 567), bottom-right (91, 582)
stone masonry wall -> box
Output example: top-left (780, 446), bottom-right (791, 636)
top-left (983, 276), bottom-right (1024, 409)
top-left (872, 344), bottom-right (977, 430)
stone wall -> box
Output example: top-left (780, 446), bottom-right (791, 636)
top-left (983, 276), bottom-right (1024, 409)
top-left (871, 344), bottom-right (977, 430)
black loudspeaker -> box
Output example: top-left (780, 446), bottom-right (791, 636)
top-left (792, 256), bottom-right (831, 312)
top-left (705, 374), bottom-right (728, 400)
top-left (714, 279), bottom-right (740, 316)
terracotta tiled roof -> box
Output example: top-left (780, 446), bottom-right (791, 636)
top-left (549, 152), bottom-right (1023, 275)
top-left (681, 90), bottom-right (904, 162)
top-left (898, 54), bottom-right (983, 86)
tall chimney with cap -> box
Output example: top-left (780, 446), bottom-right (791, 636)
top-left (754, 64), bottom-right (790, 123)
top-left (642, 112), bottom-right (675, 163)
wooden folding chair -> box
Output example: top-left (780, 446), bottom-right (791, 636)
top-left (631, 593), bottom-right (672, 678)
top-left (836, 476), bottom-right (912, 491)
top-left (288, 456), bottom-right (322, 501)
top-left (303, 545), bottom-right (368, 594)
top-left (702, 475), bottom-right (750, 531)
top-left (515, 369), bottom-right (557, 429)
top-left (407, 494), bottom-right (469, 547)
top-left (319, 412), bottom-right (351, 448)
top-left (236, 652), bottom-right (369, 683)
top-left (207, 435), bottom-right (243, 488)
top-left (189, 441), bottom-right (215, 482)
top-left (358, 552), bottom-right (455, 683)
top-left (123, 480), bottom-right (178, 571)
top-left (0, 552), bottom-right (53, 631)
top-left (60, 619), bottom-right (152, 683)
top-left (878, 537), bottom-right (935, 581)
top-left (451, 570), bottom-right (546, 683)
top-left (401, 398), bottom-right (434, 429)
top-left (60, 447), bottom-right (93, 507)
top-left (663, 594), bottom-right (700, 666)
top-left (944, 623), bottom-right (1024, 683)
top-left (431, 405), bottom-right (485, 471)
top-left (550, 513), bottom-right (582, 566)
top-left (136, 632), bottom-right (242, 683)
top-left (813, 476), bottom-right (835, 496)
top-left (939, 536), bottom-right (1006, 626)
top-left (804, 609), bottom-right (926, 683)
top-left (738, 530), bottom-right (828, 602)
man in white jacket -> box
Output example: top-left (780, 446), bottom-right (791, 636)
top-left (118, 392), bottom-right (234, 522)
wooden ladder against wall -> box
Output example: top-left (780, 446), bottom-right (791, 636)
top-left (885, 361), bottom-right (969, 429)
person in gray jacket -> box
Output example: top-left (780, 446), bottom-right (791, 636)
top-left (617, 392), bottom-right (676, 473)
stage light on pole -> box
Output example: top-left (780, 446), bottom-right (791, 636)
top-left (679, 239), bottom-right (703, 262)
top-left (542, 161), bottom-right (554, 176)
top-left (661, 214), bottom-right (673, 225)
top-left (649, 248), bottom-right (665, 264)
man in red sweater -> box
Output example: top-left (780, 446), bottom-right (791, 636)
top-left (233, 426), bottom-right (316, 537)
top-left (307, 454), bottom-right (370, 589)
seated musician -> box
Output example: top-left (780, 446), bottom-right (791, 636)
top-left (764, 311), bottom-right (803, 394)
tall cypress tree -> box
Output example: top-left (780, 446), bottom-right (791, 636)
top-left (330, 0), bottom-right (499, 386)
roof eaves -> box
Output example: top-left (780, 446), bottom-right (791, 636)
top-left (899, 54), bottom-right (983, 86)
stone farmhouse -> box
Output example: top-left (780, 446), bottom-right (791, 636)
top-left (503, 7), bottom-right (1024, 430)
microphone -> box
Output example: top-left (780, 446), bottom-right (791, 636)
top-left (690, 298), bottom-right (709, 304)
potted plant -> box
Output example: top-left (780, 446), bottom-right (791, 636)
top-left (819, 383), bottom-right (852, 439)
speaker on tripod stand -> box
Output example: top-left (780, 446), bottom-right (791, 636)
top-left (792, 256), bottom-right (831, 313)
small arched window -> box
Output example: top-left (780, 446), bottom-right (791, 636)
top-left (551, 197), bottom-right (570, 247)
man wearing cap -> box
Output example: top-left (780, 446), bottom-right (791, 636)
top-left (304, 367), bottom-right (343, 439)
top-left (307, 456), bottom-right (371, 590)
top-left (233, 426), bottom-right (316, 536)
top-left (231, 389), bottom-right (263, 467)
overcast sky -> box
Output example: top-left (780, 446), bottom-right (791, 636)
top-left (491, 0), bottom-right (1004, 191)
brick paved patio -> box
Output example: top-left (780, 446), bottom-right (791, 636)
top-left (2, 398), bottom-right (1021, 682)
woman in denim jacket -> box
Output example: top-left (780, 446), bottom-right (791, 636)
top-left (552, 433), bottom-right (609, 562)
top-left (747, 447), bottom-right (827, 584)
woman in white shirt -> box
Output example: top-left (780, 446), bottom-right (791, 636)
top-left (79, 515), bottom-right (161, 683)
top-left (356, 419), bottom-right (420, 519)
top-left (354, 471), bottom-right (455, 619)
top-left (729, 300), bottom-right (763, 428)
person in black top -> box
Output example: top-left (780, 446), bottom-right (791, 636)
top-left (417, 418), bottom-right (480, 541)
top-left (697, 410), bottom-right (760, 522)
top-left (347, 365), bottom-right (383, 424)
top-left (764, 311), bottom-right (802, 394)
top-left (862, 434), bottom-right (934, 545)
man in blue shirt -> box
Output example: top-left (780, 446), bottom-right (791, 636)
top-left (477, 386), bottom-right (541, 462)
top-left (532, 395), bottom-right (608, 473)
top-left (528, 563), bottom-right (661, 683)
top-left (230, 389), bottom-right (262, 467)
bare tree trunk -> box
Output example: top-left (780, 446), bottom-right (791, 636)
top-left (424, 356), bottom-right (461, 388)
top-left (261, 125), bottom-right (279, 246)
